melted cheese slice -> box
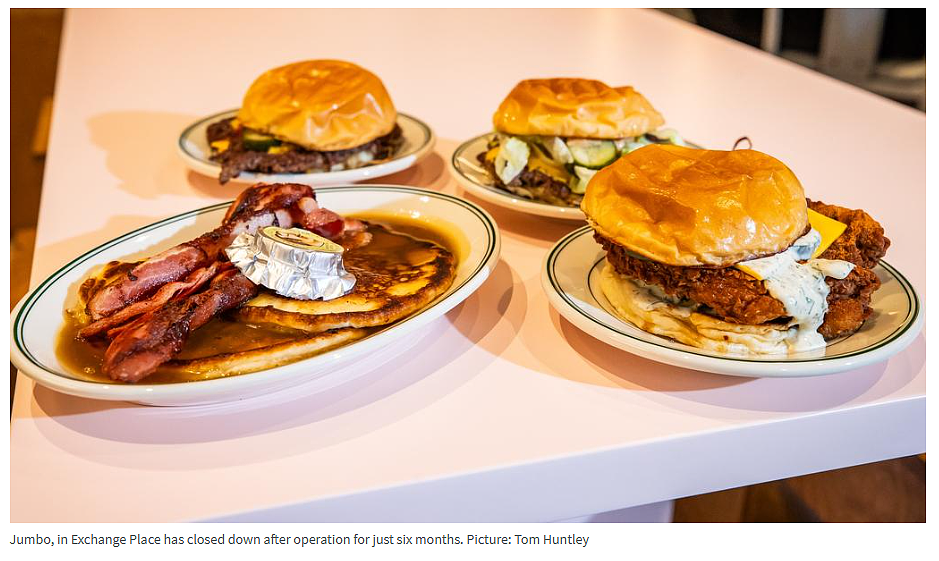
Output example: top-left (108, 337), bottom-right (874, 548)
top-left (736, 210), bottom-right (847, 280)
top-left (485, 142), bottom-right (570, 183)
top-left (734, 263), bottom-right (761, 280)
top-left (528, 150), bottom-right (571, 183)
top-left (484, 146), bottom-right (499, 163)
top-left (806, 208), bottom-right (847, 258)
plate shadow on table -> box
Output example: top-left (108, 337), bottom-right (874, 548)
top-left (458, 190), bottom-right (583, 247)
top-left (88, 111), bottom-right (234, 200)
top-left (28, 273), bottom-right (507, 470)
top-left (448, 258), bottom-right (527, 356)
top-left (361, 151), bottom-right (447, 189)
top-left (548, 312), bottom-right (924, 415)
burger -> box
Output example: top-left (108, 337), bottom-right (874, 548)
top-left (207, 60), bottom-right (404, 183)
top-left (582, 144), bottom-right (890, 355)
top-left (478, 78), bottom-right (685, 207)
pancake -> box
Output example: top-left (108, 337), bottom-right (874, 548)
top-left (158, 327), bottom-right (368, 381)
top-left (234, 223), bottom-right (457, 332)
top-left (57, 309), bottom-right (371, 384)
top-left (61, 222), bottom-right (457, 384)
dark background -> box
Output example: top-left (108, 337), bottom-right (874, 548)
top-left (694, 8), bottom-right (924, 58)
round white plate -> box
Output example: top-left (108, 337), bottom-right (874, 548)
top-left (449, 133), bottom-right (587, 221)
top-left (542, 226), bottom-right (922, 377)
top-left (11, 186), bottom-right (500, 406)
top-left (178, 110), bottom-right (435, 185)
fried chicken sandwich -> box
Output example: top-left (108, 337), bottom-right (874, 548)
top-left (478, 78), bottom-right (686, 207)
top-left (583, 144), bottom-right (889, 355)
top-left (208, 60), bottom-right (404, 183)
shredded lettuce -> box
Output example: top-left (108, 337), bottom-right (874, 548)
top-left (540, 136), bottom-right (574, 164)
top-left (494, 137), bottom-right (530, 184)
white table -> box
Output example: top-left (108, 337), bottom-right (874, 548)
top-left (11, 8), bottom-right (925, 522)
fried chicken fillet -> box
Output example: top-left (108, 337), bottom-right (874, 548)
top-left (598, 199), bottom-right (889, 340)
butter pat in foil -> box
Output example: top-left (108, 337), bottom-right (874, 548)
top-left (225, 226), bottom-right (356, 301)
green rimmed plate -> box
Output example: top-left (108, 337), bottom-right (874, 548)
top-left (178, 110), bottom-right (435, 186)
top-left (11, 186), bottom-right (500, 405)
top-left (542, 226), bottom-right (922, 377)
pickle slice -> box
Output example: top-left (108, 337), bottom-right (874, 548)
top-left (242, 130), bottom-right (281, 151)
top-left (567, 139), bottom-right (617, 169)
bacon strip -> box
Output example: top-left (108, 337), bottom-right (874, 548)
top-left (78, 261), bottom-right (231, 339)
top-left (102, 269), bottom-right (258, 382)
top-left (104, 310), bottom-right (149, 341)
top-left (85, 183), bottom-right (315, 321)
top-left (86, 245), bottom-right (209, 322)
top-left (83, 182), bottom-right (372, 382)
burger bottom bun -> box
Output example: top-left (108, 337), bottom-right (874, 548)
top-left (600, 262), bottom-right (797, 355)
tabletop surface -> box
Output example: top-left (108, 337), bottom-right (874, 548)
top-left (11, 8), bottom-right (925, 522)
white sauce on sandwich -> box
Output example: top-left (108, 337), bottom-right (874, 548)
top-left (735, 229), bottom-right (855, 351)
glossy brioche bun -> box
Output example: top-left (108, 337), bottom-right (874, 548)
top-left (237, 60), bottom-right (397, 151)
top-left (582, 145), bottom-right (808, 267)
top-left (492, 78), bottom-right (664, 139)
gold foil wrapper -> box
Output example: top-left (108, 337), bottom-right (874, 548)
top-left (225, 226), bottom-right (356, 301)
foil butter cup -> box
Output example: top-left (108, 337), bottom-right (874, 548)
top-left (225, 226), bottom-right (356, 301)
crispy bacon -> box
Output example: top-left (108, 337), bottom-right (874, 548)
top-left (78, 261), bottom-right (231, 339)
top-left (85, 183), bottom-right (359, 321)
top-left (82, 182), bottom-right (372, 382)
top-left (223, 182), bottom-right (312, 223)
top-left (102, 269), bottom-right (258, 382)
top-left (86, 245), bottom-right (208, 322)
top-left (104, 309), bottom-right (149, 341)
top-left (306, 213), bottom-right (344, 238)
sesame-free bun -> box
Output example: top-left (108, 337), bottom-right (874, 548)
top-left (237, 60), bottom-right (397, 151)
top-left (492, 78), bottom-right (664, 139)
top-left (582, 145), bottom-right (808, 267)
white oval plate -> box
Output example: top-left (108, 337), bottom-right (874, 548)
top-left (449, 133), bottom-right (586, 221)
top-left (542, 226), bottom-right (922, 377)
top-left (11, 186), bottom-right (500, 406)
top-left (178, 110), bottom-right (435, 185)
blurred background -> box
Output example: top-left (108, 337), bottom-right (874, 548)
top-left (9, 8), bottom-right (925, 522)
top-left (663, 8), bottom-right (925, 110)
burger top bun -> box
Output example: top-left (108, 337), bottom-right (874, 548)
top-left (492, 78), bottom-right (664, 139)
top-left (582, 145), bottom-right (809, 267)
top-left (237, 60), bottom-right (397, 151)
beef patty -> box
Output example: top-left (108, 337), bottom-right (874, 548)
top-left (207, 118), bottom-right (404, 183)
top-left (477, 152), bottom-right (580, 207)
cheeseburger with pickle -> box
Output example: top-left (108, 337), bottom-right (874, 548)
top-left (583, 144), bottom-right (889, 355)
top-left (478, 78), bottom-right (686, 207)
top-left (207, 60), bottom-right (404, 183)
